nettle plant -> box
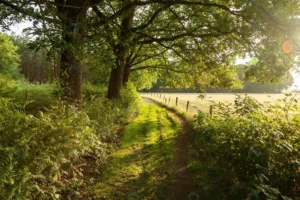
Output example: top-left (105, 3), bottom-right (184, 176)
top-left (193, 94), bottom-right (300, 199)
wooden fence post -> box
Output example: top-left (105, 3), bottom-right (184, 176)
top-left (160, 94), bottom-right (161, 99)
top-left (168, 97), bottom-right (170, 104)
top-left (176, 97), bottom-right (178, 106)
top-left (209, 105), bottom-right (213, 116)
top-left (186, 101), bottom-right (190, 112)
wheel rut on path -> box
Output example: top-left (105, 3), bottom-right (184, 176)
top-left (147, 98), bottom-right (201, 200)
top-left (93, 99), bottom-right (200, 199)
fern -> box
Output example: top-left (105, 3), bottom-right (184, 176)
top-left (0, 81), bottom-right (140, 199)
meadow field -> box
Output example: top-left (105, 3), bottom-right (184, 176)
top-left (141, 93), bottom-right (299, 116)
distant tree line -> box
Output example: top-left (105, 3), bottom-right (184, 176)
top-left (9, 35), bottom-right (59, 83)
top-left (145, 65), bottom-right (294, 93)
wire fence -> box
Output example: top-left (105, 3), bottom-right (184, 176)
top-left (141, 93), bottom-right (214, 117)
top-left (141, 92), bottom-right (300, 117)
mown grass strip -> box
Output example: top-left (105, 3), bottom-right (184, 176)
top-left (93, 103), bottom-right (180, 199)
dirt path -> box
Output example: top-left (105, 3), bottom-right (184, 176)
top-left (92, 99), bottom-right (200, 199)
top-left (167, 117), bottom-right (200, 200)
top-left (150, 99), bottom-right (202, 200)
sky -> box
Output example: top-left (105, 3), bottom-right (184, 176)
top-left (290, 70), bottom-right (300, 91)
top-left (8, 21), bottom-right (32, 35)
top-left (4, 22), bottom-right (300, 91)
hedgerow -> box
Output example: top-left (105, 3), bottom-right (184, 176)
top-left (190, 94), bottom-right (300, 200)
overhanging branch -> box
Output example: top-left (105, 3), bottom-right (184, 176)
top-left (131, 65), bottom-right (188, 74)
top-left (138, 30), bottom-right (234, 44)
top-left (131, 5), bottom-right (170, 32)
top-left (0, 0), bottom-right (58, 23)
top-left (131, 49), bottom-right (168, 66)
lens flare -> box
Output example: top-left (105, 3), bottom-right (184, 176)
top-left (282, 40), bottom-right (293, 54)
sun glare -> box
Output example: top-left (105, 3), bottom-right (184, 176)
top-left (282, 40), bottom-right (294, 54)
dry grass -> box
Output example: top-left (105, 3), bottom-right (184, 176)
top-left (141, 93), bottom-right (299, 116)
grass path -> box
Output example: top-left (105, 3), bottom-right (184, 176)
top-left (93, 99), bottom-right (183, 199)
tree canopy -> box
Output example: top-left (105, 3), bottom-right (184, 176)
top-left (1, 0), bottom-right (299, 106)
top-left (0, 33), bottom-right (20, 77)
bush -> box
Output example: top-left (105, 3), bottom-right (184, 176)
top-left (82, 82), bottom-right (106, 101)
top-left (0, 82), bottom-right (140, 199)
top-left (0, 98), bottom-right (107, 199)
top-left (84, 83), bottom-right (140, 142)
top-left (0, 75), bottom-right (58, 113)
top-left (0, 34), bottom-right (20, 78)
top-left (191, 94), bottom-right (300, 199)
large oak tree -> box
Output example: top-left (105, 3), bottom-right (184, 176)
top-left (90, 0), bottom-right (300, 98)
top-left (1, 0), bottom-right (299, 103)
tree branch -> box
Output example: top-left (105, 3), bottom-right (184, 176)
top-left (90, 0), bottom-right (105, 7)
top-left (131, 5), bottom-right (169, 32)
top-left (129, 43), bottom-right (144, 64)
top-left (144, 0), bottom-right (240, 15)
top-left (0, 0), bottom-right (57, 23)
top-left (89, 2), bottom-right (136, 27)
top-left (131, 64), bottom-right (189, 74)
top-left (131, 49), bottom-right (167, 66)
top-left (138, 31), bottom-right (234, 44)
top-left (92, 5), bottom-right (106, 19)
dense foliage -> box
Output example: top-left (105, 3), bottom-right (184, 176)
top-left (1, 0), bottom-right (299, 102)
top-left (0, 33), bottom-right (20, 77)
top-left (0, 75), bottom-right (140, 199)
top-left (11, 34), bottom-right (60, 83)
top-left (0, 1), bottom-right (300, 199)
top-left (0, 75), bottom-right (58, 113)
top-left (190, 94), bottom-right (300, 199)
top-left (0, 32), bottom-right (141, 199)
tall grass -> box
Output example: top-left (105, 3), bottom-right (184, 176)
top-left (0, 75), bottom-right (58, 113)
top-left (0, 76), bottom-right (141, 199)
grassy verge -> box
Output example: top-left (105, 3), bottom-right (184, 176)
top-left (93, 100), bottom-right (181, 199)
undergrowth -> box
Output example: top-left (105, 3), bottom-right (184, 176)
top-left (0, 75), bottom-right (58, 113)
top-left (190, 94), bottom-right (300, 200)
top-left (0, 78), bottom-right (140, 199)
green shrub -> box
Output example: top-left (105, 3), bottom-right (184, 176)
top-left (0, 75), bottom-right (59, 113)
top-left (84, 83), bottom-right (140, 142)
top-left (191, 94), bottom-right (300, 200)
top-left (0, 80), bottom-right (140, 199)
top-left (0, 98), bottom-right (107, 199)
top-left (0, 33), bottom-right (20, 78)
top-left (82, 82), bottom-right (106, 101)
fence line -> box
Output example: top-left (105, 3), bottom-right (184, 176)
top-left (142, 93), bottom-right (213, 116)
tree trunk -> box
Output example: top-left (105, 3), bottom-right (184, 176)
top-left (60, 46), bottom-right (82, 107)
top-left (107, 64), bottom-right (125, 99)
top-left (106, 2), bottom-right (135, 99)
top-left (58, 1), bottom-right (88, 109)
top-left (123, 59), bottom-right (131, 86)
